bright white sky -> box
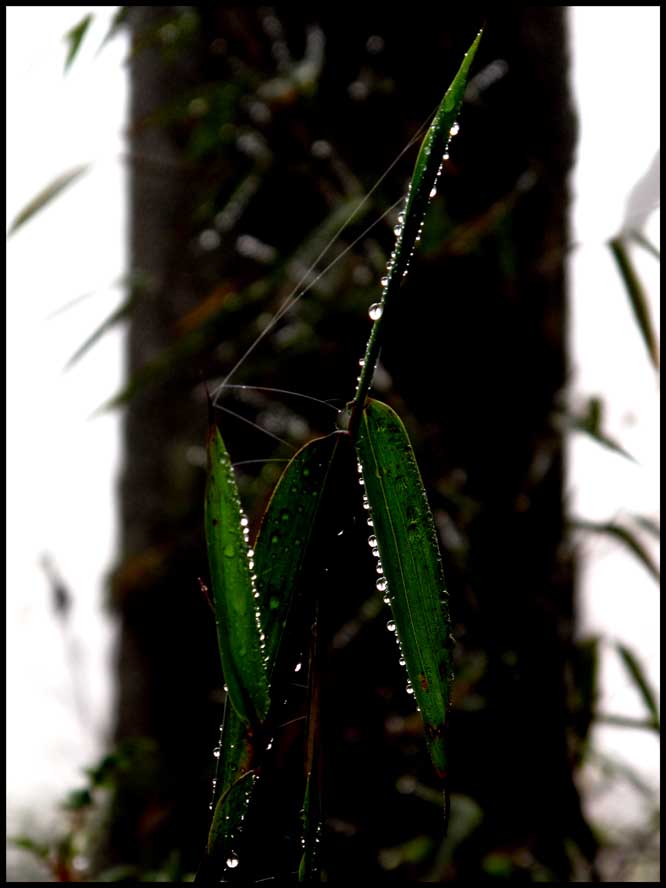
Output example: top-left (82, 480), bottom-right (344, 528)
top-left (6, 3), bottom-right (660, 867)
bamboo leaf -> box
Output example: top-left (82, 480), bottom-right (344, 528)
top-left (253, 431), bottom-right (347, 684)
top-left (615, 642), bottom-right (660, 731)
top-left (205, 423), bottom-right (270, 727)
top-left (609, 236), bottom-right (660, 370)
top-left (355, 399), bottom-right (452, 783)
top-left (352, 29), bottom-right (483, 423)
top-left (64, 13), bottom-right (93, 72)
top-left (573, 518), bottom-right (660, 585)
top-left (7, 165), bottom-right (89, 237)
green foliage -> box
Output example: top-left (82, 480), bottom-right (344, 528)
top-left (201, 31), bottom-right (483, 881)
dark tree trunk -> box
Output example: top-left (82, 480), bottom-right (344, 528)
top-left (101, 5), bottom-right (598, 881)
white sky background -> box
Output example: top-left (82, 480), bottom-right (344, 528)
top-left (6, 3), bottom-right (660, 873)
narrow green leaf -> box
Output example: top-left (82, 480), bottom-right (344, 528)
top-left (573, 518), bottom-right (660, 585)
top-left (205, 423), bottom-right (269, 727)
top-left (64, 13), bottom-right (93, 72)
top-left (7, 165), bottom-right (89, 237)
top-left (253, 431), bottom-right (347, 684)
top-left (615, 642), bottom-right (660, 730)
top-left (352, 29), bottom-right (483, 425)
top-left (609, 236), bottom-right (660, 370)
top-left (355, 399), bottom-right (452, 782)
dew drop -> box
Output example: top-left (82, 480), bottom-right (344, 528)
top-left (294, 662), bottom-right (302, 673)
top-left (380, 275), bottom-right (389, 287)
top-left (376, 561), bottom-right (383, 573)
top-left (376, 576), bottom-right (388, 592)
top-left (367, 516), bottom-right (374, 527)
top-left (247, 548), bottom-right (255, 558)
top-left (387, 620), bottom-right (396, 632)
top-left (399, 657), bottom-right (406, 666)
top-left (450, 121), bottom-right (460, 136)
top-left (406, 686), bottom-right (415, 695)
top-left (213, 747), bottom-right (221, 759)
top-left (368, 302), bottom-right (383, 320)
top-left (429, 186), bottom-right (437, 199)
top-left (443, 152), bottom-right (450, 161)
top-left (226, 853), bottom-right (239, 869)
top-left (240, 516), bottom-right (249, 527)
top-left (368, 535), bottom-right (378, 548)
top-left (393, 224), bottom-right (402, 236)
top-left (358, 358), bottom-right (365, 368)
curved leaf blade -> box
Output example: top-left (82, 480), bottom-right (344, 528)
top-left (205, 423), bottom-right (269, 727)
top-left (355, 399), bottom-right (452, 781)
top-left (353, 29), bottom-right (483, 419)
top-left (254, 430), bottom-right (347, 683)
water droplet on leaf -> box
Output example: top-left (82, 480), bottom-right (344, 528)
top-left (368, 302), bottom-right (383, 320)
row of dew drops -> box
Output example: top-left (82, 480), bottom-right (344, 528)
top-left (358, 121), bottom-right (460, 709)
top-left (210, 498), bottom-right (307, 875)
top-left (365, 121), bottom-right (459, 326)
top-left (210, 496), bottom-right (269, 874)
top-left (357, 459), bottom-right (419, 704)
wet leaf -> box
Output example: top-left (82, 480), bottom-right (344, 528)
top-left (8, 165), bottom-right (89, 237)
top-left (253, 431), bottom-right (347, 684)
top-left (205, 423), bottom-right (269, 727)
top-left (353, 29), bottom-right (483, 418)
top-left (355, 399), bottom-right (452, 783)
